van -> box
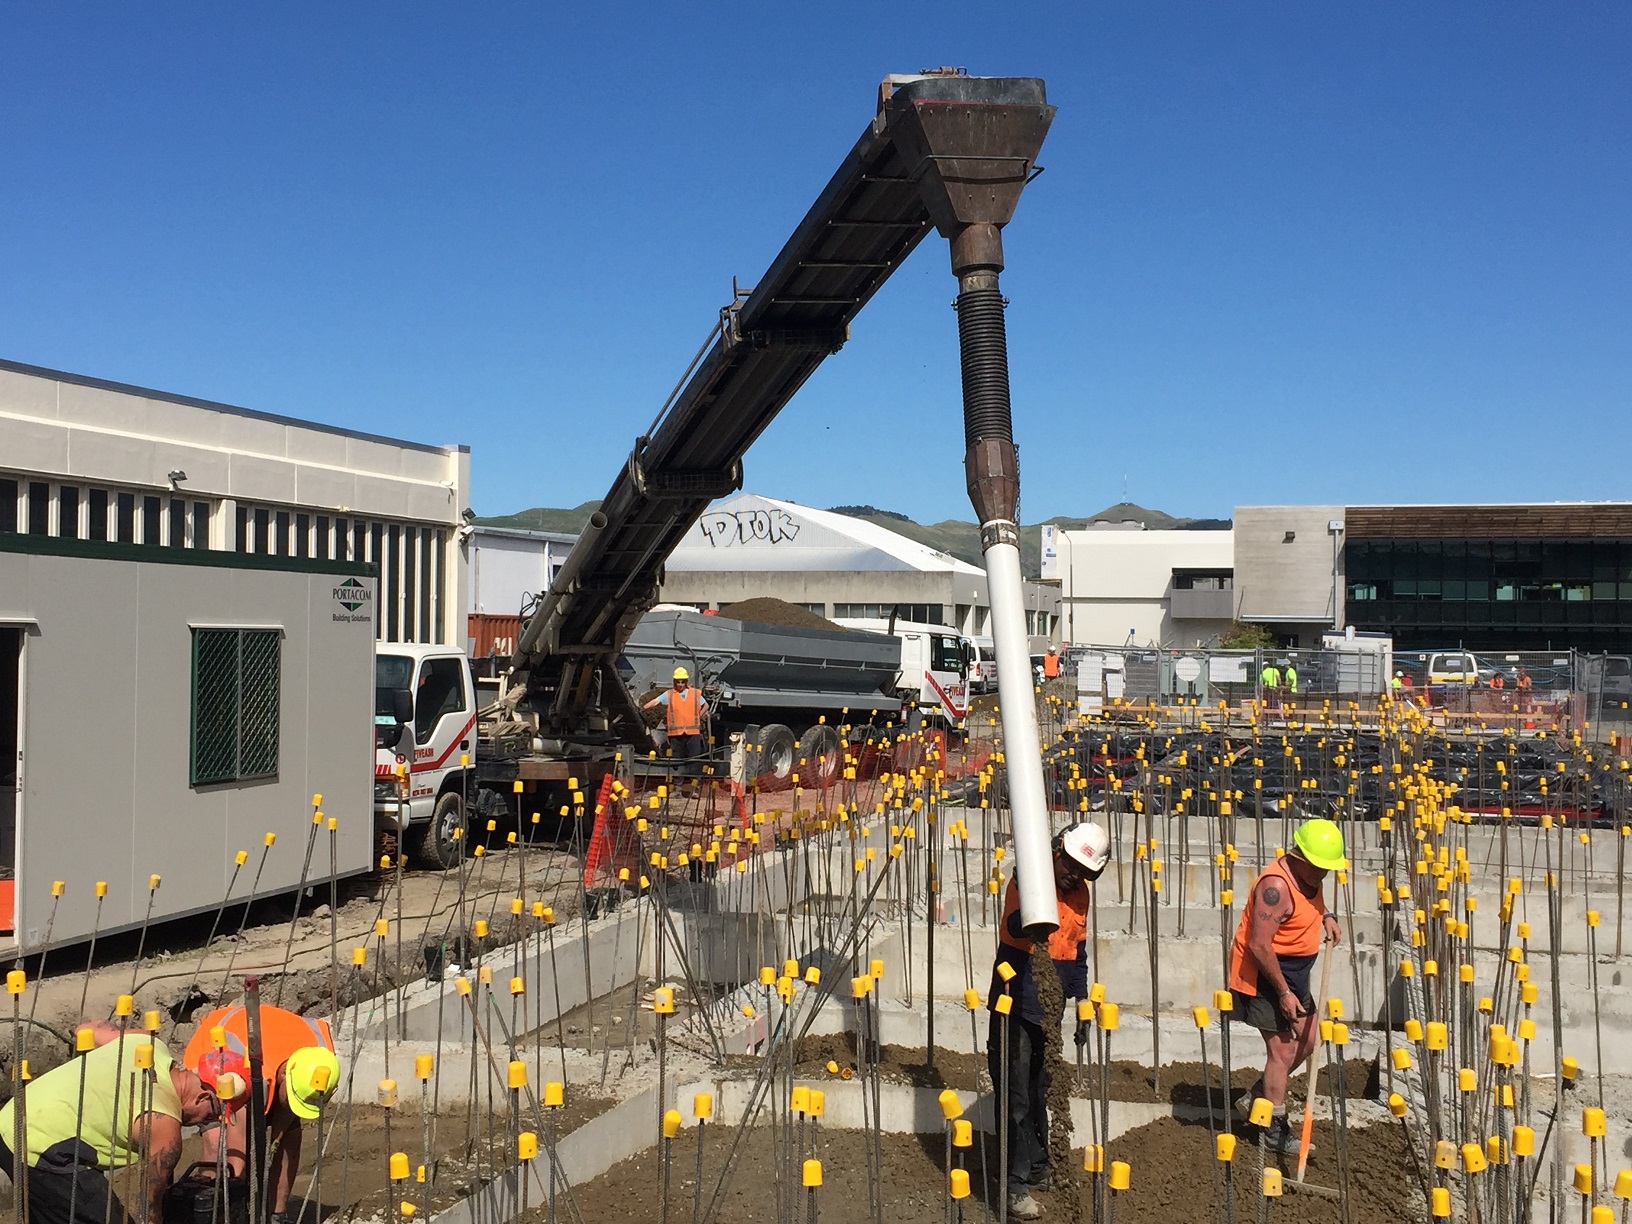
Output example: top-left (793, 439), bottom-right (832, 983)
top-left (969, 636), bottom-right (998, 694)
top-left (1426, 652), bottom-right (1480, 687)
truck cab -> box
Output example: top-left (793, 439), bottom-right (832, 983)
top-left (375, 643), bottom-right (477, 869)
top-left (833, 618), bottom-right (970, 725)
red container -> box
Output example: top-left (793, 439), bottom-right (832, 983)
top-left (468, 613), bottom-right (522, 659)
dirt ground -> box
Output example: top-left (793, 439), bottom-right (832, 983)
top-left (717, 1034), bottom-right (1378, 1109)
top-left (1094, 1056), bottom-right (1380, 1105)
top-left (268, 1095), bottom-right (616, 1222)
top-left (723, 1033), bottom-right (988, 1091)
top-left (557, 1111), bottom-right (1416, 1224)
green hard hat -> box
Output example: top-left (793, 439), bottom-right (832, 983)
top-left (1292, 818), bottom-right (1347, 872)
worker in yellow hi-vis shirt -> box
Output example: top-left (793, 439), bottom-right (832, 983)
top-left (0, 1030), bottom-right (222, 1224)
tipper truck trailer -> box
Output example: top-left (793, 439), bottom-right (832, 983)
top-left (621, 607), bottom-right (904, 789)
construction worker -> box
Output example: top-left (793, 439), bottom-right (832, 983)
top-left (1227, 818), bottom-right (1346, 1155)
top-left (988, 822), bottom-right (1110, 1219)
top-left (1488, 671), bottom-right (1505, 690)
top-left (1516, 667), bottom-right (1533, 712)
top-left (1282, 661), bottom-right (1298, 695)
top-left (183, 1005), bottom-right (340, 1224)
top-left (1259, 660), bottom-right (1281, 698)
top-left (1042, 648), bottom-right (1060, 681)
top-left (0, 1028), bottom-right (223, 1224)
top-left (643, 666), bottom-right (708, 759)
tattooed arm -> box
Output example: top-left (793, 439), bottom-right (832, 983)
top-left (129, 1111), bottom-right (184, 1224)
top-left (1245, 877), bottom-right (1299, 1018)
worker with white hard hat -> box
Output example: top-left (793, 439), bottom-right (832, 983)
top-left (642, 666), bottom-right (709, 759)
top-left (988, 821), bottom-right (1110, 1220)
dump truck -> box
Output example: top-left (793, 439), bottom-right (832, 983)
top-left (620, 607), bottom-right (904, 788)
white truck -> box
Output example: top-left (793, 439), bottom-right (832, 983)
top-left (831, 618), bottom-right (971, 725)
top-left (374, 643), bottom-right (480, 869)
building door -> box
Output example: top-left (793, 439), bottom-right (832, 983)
top-left (0, 629), bottom-right (18, 933)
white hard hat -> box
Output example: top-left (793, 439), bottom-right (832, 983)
top-left (1055, 822), bottom-right (1110, 875)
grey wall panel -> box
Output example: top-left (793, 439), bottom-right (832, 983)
top-left (0, 549), bottom-right (373, 953)
top-left (1233, 506), bottom-right (1345, 624)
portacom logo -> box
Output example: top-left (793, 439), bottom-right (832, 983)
top-left (332, 578), bottom-right (374, 623)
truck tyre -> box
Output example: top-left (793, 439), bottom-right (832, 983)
top-left (411, 791), bottom-right (466, 871)
top-left (756, 724), bottom-right (797, 791)
top-left (797, 724), bottom-right (841, 787)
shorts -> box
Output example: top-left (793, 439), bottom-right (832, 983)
top-left (1238, 989), bottom-right (1316, 1034)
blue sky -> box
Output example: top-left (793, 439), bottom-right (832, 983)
top-left (4, 5), bottom-right (1628, 523)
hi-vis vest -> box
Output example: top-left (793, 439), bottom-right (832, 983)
top-left (1227, 857), bottom-right (1325, 997)
top-left (666, 686), bottom-right (702, 736)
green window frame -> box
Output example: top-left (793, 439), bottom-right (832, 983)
top-left (191, 628), bottom-right (281, 785)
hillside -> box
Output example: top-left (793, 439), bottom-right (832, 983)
top-left (475, 500), bottom-right (603, 534)
top-left (473, 499), bottom-right (1228, 577)
top-left (825, 502), bottom-right (1229, 574)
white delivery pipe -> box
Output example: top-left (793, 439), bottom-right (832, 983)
top-left (984, 536), bottom-right (1058, 934)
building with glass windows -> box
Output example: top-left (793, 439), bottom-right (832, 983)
top-left (1340, 505), bottom-right (1632, 653)
top-left (1060, 503), bottom-right (1632, 655)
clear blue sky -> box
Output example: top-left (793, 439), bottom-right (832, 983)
top-left (5, 5), bottom-right (1628, 523)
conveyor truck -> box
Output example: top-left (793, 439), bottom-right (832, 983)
top-left (375, 71), bottom-right (1057, 900)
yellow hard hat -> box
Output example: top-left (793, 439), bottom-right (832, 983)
top-left (673, 667), bottom-right (689, 681)
top-left (282, 1046), bottom-right (340, 1120)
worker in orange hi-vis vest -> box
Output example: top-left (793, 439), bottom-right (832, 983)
top-left (987, 822), bottom-right (1109, 1220)
top-left (1226, 819), bottom-right (1345, 1156)
top-left (184, 1005), bottom-right (340, 1224)
top-left (643, 666), bottom-right (709, 759)
top-left (1041, 648), bottom-right (1060, 680)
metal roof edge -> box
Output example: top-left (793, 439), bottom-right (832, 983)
top-left (0, 357), bottom-right (467, 458)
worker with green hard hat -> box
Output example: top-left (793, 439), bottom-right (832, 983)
top-left (1226, 818), bottom-right (1346, 1155)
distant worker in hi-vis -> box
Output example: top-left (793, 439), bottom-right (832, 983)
top-left (1228, 818), bottom-right (1346, 1154)
top-left (644, 666), bottom-right (708, 758)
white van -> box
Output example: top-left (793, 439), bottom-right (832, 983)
top-left (969, 636), bottom-right (998, 694)
top-left (1426, 651), bottom-right (1481, 687)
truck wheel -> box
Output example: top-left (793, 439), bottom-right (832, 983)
top-left (756, 724), bottom-right (796, 791)
top-left (411, 791), bottom-right (466, 870)
top-left (798, 725), bottom-right (841, 787)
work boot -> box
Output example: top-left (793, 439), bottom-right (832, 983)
top-left (1262, 1115), bottom-right (1312, 1158)
top-left (1232, 1080), bottom-right (1264, 1121)
top-left (1028, 1167), bottom-right (1056, 1191)
top-left (1007, 1191), bottom-right (1045, 1219)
